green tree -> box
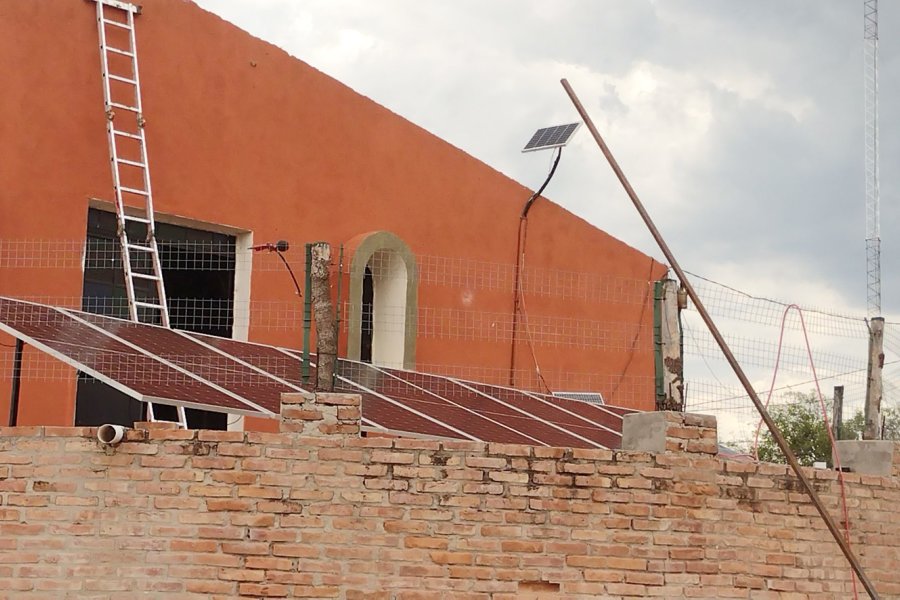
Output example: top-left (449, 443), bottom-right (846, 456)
top-left (755, 392), bottom-right (831, 466)
top-left (842, 407), bottom-right (900, 441)
top-left (744, 391), bottom-right (900, 467)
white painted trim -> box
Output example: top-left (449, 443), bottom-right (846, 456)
top-left (361, 418), bottom-right (386, 431)
top-left (142, 395), bottom-right (272, 418)
top-left (87, 199), bottom-right (252, 236)
top-left (232, 232), bottom-right (253, 342)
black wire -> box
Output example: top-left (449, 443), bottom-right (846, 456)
top-left (274, 250), bottom-right (302, 298)
top-left (521, 147), bottom-right (562, 218)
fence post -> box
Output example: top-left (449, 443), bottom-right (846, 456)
top-left (832, 385), bottom-right (844, 441)
top-left (310, 242), bottom-right (336, 392)
top-left (864, 317), bottom-right (885, 440)
top-left (654, 279), bottom-right (684, 411)
top-left (302, 243), bottom-right (313, 386)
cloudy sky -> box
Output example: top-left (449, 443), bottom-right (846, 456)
top-left (193, 0), bottom-right (898, 320)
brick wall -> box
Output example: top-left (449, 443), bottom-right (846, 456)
top-left (1, 395), bottom-right (898, 599)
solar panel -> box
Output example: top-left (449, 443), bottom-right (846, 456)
top-left (522, 122), bottom-right (581, 153)
top-left (80, 312), bottom-right (288, 414)
top-left (465, 382), bottom-right (621, 449)
top-left (1, 296), bottom-right (634, 448)
top-left (367, 367), bottom-right (550, 446)
top-left (0, 298), bottom-right (274, 416)
top-left (552, 391), bottom-right (605, 405)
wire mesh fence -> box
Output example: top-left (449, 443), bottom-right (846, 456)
top-left (681, 271), bottom-right (898, 443)
top-left (0, 238), bottom-right (654, 302)
top-left (0, 237), bottom-right (657, 408)
top-left (1, 238), bottom-right (895, 436)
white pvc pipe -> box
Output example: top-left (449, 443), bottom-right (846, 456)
top-left (97, 424), bottom-right (126, 445)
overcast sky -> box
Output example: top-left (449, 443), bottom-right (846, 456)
top-left (193, 0), bottom-right (898, 319)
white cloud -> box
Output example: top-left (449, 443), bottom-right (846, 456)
top-left (192, 0), bottom-right (900, 434)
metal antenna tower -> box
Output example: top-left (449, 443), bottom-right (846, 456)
top-left (864, 0), bottom-right (881, 316)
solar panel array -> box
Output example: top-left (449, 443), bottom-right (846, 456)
top-left (0, 296), bottom-right (631, 448)
top-left (522, 122), bottom-right (581, 153)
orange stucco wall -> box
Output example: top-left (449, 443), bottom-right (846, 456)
top-left (0, 0), bottom-right (666, 427)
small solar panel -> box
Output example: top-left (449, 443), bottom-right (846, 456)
top-left (552, 391), bottom-right (605, 405)
top-left (522, 122), bottom-right (581, 153)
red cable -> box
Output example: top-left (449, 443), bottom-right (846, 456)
top-left (751, 304), bottom-right (858, 599)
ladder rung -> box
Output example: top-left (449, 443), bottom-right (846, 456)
top-left (102, 19), bottom-right (133, 30)
top-left (122, 215), bottom-right (150, 224)
top-left (108, 74), bottom-right (137, 85)
top-left (112, 129), bottom-right (141, 140)
top-left (134, 301), bottom-right (163, 309)
top-left (109, 102), bottom-right (139, 112)
top-left (105, 47), bottom-right (134, 58)
top-left (131, 273), bottom-right (161, 281)
top-left (98, 0), bottom-right (141, 15)
top-left (126, 243), bottom-right (154, 252)
top-left (116, 157), bottom-right (146, 168)
top-left (118, 186), bottom-right (149, 196)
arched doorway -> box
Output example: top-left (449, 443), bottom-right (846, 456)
top-left (346, 231), bottom-right (418, 369)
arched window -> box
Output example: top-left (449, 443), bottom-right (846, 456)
top-left (346, 232), bottom-right (418, 369)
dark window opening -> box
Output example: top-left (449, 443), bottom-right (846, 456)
top-left (75, 208), bottom-right (236, 430)
top-left (360, 265), bottom-right (374, 363)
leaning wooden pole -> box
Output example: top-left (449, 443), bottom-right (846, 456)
top-left (561, 78), bottom-right (879, 599)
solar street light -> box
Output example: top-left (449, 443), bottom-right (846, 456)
top-left (510, 122), bottom-right (582, 389)
top-left (522, 122), bottom-right (581, 153)
top-left (520, 123), bottom-right (581, 217)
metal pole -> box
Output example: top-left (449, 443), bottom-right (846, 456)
top-left (8, 339), bottom-right (23, 426)
top-left (334, 244), bottom-right (344, 390)
top-left (561, 78), bottom-right (879, 599)
top-left (302, 243), bottom-right (313, 386)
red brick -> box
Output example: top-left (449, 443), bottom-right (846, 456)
top-left (238, 582), bottom-right (289, 596)
top-left (430, 551), bottom-right (473, 565)
top-left (370, 450), bottom-right (416, 464)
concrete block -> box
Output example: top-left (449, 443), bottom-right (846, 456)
top-left (622, 411), bottom-right (717, 455)
top-left (834, 440), bottom-right (894, 476)
top-left (621, 412), bottom-right (669, 454)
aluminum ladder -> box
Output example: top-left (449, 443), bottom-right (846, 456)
top-left (92, 0), bottom-right (186, 429)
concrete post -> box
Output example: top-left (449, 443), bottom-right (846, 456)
top-left (864, 317), bottom-right (884, 440)
top-left (654, 279), bottom-right (684, 411)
